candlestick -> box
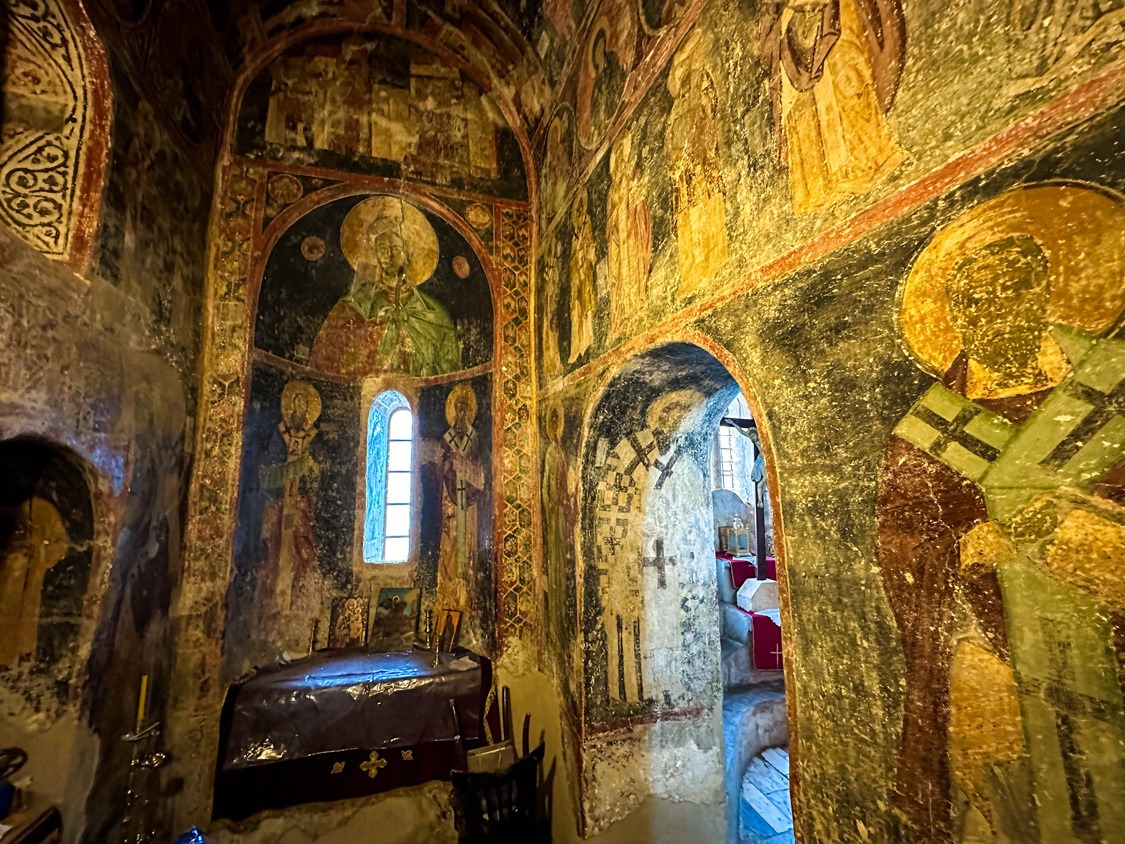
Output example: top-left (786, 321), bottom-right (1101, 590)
top-left (135, 675), bottom-right (149, 734)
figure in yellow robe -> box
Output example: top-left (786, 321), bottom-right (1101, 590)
top-left (760, 0), bottom-right (907, 215)
top-left (666, 31), bottom-right (727, 297)
top-left (0, 498), bottom-right (69, 667)
top-left (607, 129), bottom-right (653, 338)
top-left (568, 189), bottom-right (596, 363)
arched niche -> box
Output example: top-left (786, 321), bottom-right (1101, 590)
top-left (0, 0), bottom-right (110, 269)
top-left (580, 342), bottom-right (738, 723)
top-left (0, 437), bottom-right (95, 806)
top-left (225, 191), bottom-right (498, 675)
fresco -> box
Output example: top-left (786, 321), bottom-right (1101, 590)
top-left (580, 344), bottom-right (736, 723)
top-left (0, 0), bottom-right (109, 267)
top-left (254, 193), bottom-right (493, 378)
top-left (877, 184), bottom-right (1125, 843)
top-left (541, 400), bottom-right (580, 674)
top-left (236, 33), bottom-right (528, 200)
top-left (0, 440), bottom-right (94, 713)
top-left (577, 2), bottom-right (639, 150)
top-left (416, 376), bottom-right (495, 654)
top-left (535, 19), bottom-right (1125, 829)
top-left (97, 89), bottom-right (209, 373)
top-left (758, 0), bottom-right (907, 216)
top-left (228, 366), bottom-right (359, 669)
top-left (535, 0), bottom-right (1125, 383)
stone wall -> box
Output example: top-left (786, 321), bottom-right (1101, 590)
top-left (0, 0), bottom-right (225, 840)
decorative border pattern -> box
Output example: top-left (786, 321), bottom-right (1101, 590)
top-left (167, 162), bottom-right (259, 822)
top-left (495, 206), bottom-right (539, 645)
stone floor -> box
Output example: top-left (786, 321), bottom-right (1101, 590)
top-left (721, 682), bottom-right (788, 844)
top-left (739, 747), bottom-right (793, 844)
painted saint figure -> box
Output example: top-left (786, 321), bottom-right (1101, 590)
top-left (607, 129), bottom-right (653, 338)
top-left (577, 13), bottom-right (636, 148)
top-left (311, 196), bottom-right (461, 378)
top-left (0, 497), bottom-right (69, 667)
top-left (759, 0), bottom-right (907, 215)
top-left (877, 186), bottom-right (1125, 842)
top-left (541, 109), bottom-right (573, 228)
top-left (434, 384), bottom-right (485, 612)
top-left (568, 189), bottom-right (597, 363)
top-left (666, 30), bottom-right (728, 297)
top-left (258, 380), bottom-right (323, 655)
top-left (542, 406), bottom-right (577, 652)
top-left (541, 235), bottom-right (565, 378)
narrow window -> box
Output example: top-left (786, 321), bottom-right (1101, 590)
top-left (364, 391), bottom-right (413, 562)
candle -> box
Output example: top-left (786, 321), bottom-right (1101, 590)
top-left (136, 675), bottom-right (149, 733)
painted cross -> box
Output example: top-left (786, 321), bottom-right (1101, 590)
top-left (360, 751), bottom-right (387, 779)
top-left (911, 404), bottom-right (1003, 463)
top-left (642, 538), bottom-right (676, 588)
top-left (652, 451), bottom-right (680, 490)
top-left (1040, 376), bottom-right (1125, 471)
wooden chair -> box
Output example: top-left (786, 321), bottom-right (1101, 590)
top-left (451, 743), bottom-right (545, 842)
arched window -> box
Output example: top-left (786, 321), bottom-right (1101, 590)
top-left (364, 391), bottom-right (413, 562)
top-left (716, 393), bottom-right (755, 504)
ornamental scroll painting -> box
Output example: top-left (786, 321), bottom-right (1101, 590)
top-left (0, 0), bottom-right (106, 263)
top-left (876, 184), bottom-right (1125, 843)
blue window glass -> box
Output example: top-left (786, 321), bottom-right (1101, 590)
top-left (365, 391), bottom-right (413, 562)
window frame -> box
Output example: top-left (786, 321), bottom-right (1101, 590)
top-left (364, 390), bottom-right (414, 563)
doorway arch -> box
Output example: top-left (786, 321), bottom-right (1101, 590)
top-left (562, 339), bottom-right (801, 841)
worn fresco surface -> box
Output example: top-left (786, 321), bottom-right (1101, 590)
top-left (236, 32), bottom-right (528, 199)
top-left (219, 190), bottom-right (500, 675)
top-left (171, 4), bottom-right (542, 824)
top-left (535, 0), bottom-right (1125, 838)
top-left (0, 441), bottom-right (94, 714)
top-left (536, 0), bottom-right (1125, 380)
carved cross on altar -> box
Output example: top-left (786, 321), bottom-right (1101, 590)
top-left (643, 538), bottom-right (676, 588)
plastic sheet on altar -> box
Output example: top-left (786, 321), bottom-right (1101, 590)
top-left (221, 648), bottom-right (485, 770)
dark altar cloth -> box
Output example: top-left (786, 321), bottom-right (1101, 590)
top-left (213, 649), bottom-right (490, 820)
top-left (222, 649), bottom-right (486, 770)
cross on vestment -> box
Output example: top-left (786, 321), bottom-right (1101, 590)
top-left (642, 538), bottom-right (676, 588)
top-left (772, 643), bottom-right (784, 666)
top-left (652, 451), bottom-right (679, 490)
top-left (1040, 375), bottom-right (1125, 471)
top-left (911, 403), bottom-right (1003, 463)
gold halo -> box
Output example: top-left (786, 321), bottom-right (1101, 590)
top-left (445, 383), bottom-right (478, 428)
top-left (899, 184), bottom-right (1125, 376)
top-left (281, 380), bottom-right (322, 428)
top-left (339, 195), bottom-right (439, 286)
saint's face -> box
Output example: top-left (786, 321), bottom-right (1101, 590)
top-left (366, 229), bottom-right (410, 304)
top-left (453, 396), bottom-right (474, 434)
top-left (948, 236), bottom-right (1050, 383)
